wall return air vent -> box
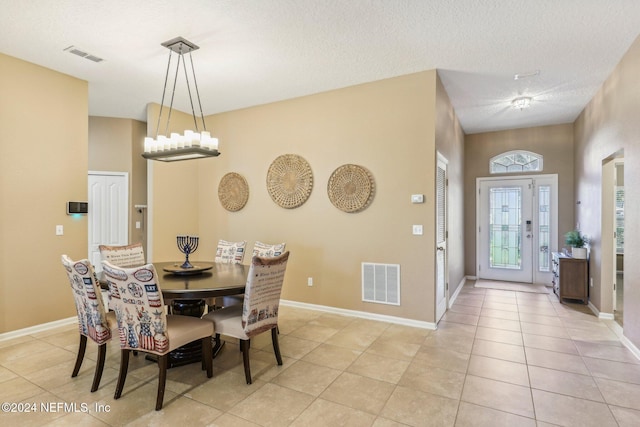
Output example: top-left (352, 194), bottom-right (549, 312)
top-left (362, 262), bottom-right (400, 306)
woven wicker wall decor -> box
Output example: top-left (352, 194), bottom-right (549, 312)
top-left (218, 172), bottom-right (249, 212)
top-left (266, 154), bottom-right (314, 209)
top-left (327, 164), bottom-right (375, 213)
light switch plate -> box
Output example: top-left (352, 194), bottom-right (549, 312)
top-left (412, 225), bottom-right (423, 235)
top-left (411, 194), bottom-right (424, 204)
top-left (56, 225), bottom-right (64, 235)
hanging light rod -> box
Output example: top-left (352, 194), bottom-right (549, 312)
top-left (142, 36), bottom-right (221, 162)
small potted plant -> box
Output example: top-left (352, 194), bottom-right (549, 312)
top-left (565, 230), bottom-right (589, 259)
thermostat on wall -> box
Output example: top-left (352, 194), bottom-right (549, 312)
top-left (67, 201), bottom-right (88, 215)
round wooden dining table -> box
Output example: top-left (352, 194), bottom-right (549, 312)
top-left (155, 261), bottom-right (248, 364)
top-left (154, 261), bottom-right (248, 300)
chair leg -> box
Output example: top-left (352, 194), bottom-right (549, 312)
top-left (271, 327), bottom-right (283, 366)
top-left (91, 343), bottom-right (107, 392)
top-left (240, 340), bottom-right (252, 384)
top-left (202, 337), bottom-right (213, 378)
top-left (114, 349), bottom-right (130, 400)
top-left (156, 354), bottom-right (168, 411)
top-left (72, 335), bottom-right (87, 378)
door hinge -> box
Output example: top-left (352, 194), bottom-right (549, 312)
top-left (446, 282), bottom-right (449, 290)
top-left (613, 282), bottom-right (616, 291)
top-left (478, 265), bottom-right (481, 272)
top-left (446, 231), bottom-right (448, 239)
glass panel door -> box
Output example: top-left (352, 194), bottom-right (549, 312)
top-left (478, 179), bottom-right (533, 283)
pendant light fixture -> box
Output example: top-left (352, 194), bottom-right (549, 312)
top-left (142, 37), bottom-right (221, 162)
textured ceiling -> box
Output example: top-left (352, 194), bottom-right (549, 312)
top-left (1, 0), bottom-right (639, 134)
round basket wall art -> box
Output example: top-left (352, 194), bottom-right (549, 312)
top-left (327, 164), bottom-right (375, 213)
top-left (218, 172), bottom-right (249, 212)
top-left (266, 154), bottom-right (314, 209)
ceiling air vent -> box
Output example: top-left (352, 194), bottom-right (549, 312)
top-left (64, 46), bottom-right (104, 63)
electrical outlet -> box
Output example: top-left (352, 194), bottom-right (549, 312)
top-left (307, 277), bottom-right (313, 287)
top-left (412, 225), bottom-right (423, 235)
top-left (56, 225), bottom-right (64, 236)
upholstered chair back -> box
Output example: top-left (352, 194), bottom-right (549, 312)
top-left (99, 243), bottom-right (145, 268)
top-left (252, 241), bottom-right (286, 258)
top-left (101, 261), bottom-right (169, 355)
top-left (61, 255), bottom-right (112, 345)
top-left (242, 252), bottom-right (290, 338)
top-left (215, 240), bottom-right (246, 264)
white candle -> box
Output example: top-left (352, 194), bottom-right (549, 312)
top-left (184, 130), bottom-right (193, 147)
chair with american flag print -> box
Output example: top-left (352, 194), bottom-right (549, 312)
top-left (61, 255), bottom-right (116, 392)
top-left (101, 261), bottom-right (214, 411)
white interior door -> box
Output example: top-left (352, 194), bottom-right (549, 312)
top-left (435, 155), bottom-right (448, 322)
top-left (478, 178), bottom-right (533, 283)
top-left (88, 172), bottom-right (129, 272)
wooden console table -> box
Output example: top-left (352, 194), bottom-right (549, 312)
top-left (552, 252), bottom-right (588, 304)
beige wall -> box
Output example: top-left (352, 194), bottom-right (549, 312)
top-left (151, 71), bottom-right (447, 323)
top-left (574, 34), bottom-right (640, 348)
top-left (435, 73), bottom-right (466, 297)
top-left (464, 124), bottom-right (575, 276)
top-left (88, 117), bottom-right (148, 249)
top-left (0, 53), bottom-right (88, 333)
top-left (146, 103), bottom-right (202, 262)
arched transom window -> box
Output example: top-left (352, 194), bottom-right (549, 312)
top-left (490, 150), bottom-right (543, 174)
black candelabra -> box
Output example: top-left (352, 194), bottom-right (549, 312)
top-left (176, 235), bottom-right (199, 268)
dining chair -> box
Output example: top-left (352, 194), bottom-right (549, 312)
top-left (98, 242), bottom-right (146, 268)
top-left (61, 255), bottom-right (116, 392)
top-left (202, 251), bottom-right (290, 384)
top-left (101, 261), bottom-right (214, 410)
top-left (214, 239), bottom-right (246, 264)
top-left (252, 241), bottom-right (286, 258)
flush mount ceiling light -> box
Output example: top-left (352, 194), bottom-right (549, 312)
top-left (142, 37), bottom-right (220, 162)
top-left (511, 96), bottom-right (532, 110)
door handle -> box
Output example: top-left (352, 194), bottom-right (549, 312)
top-left (437, 246), bottom-right (445, 251)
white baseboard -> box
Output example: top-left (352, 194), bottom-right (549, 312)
top-left (588, 302), bottom-right (615, 320)
top-left (0, 317), bottom-right (76, 342)
top-left (448, 276), bottom-right (467, 307)
top-left (280, 300), bottom-right (436, 330)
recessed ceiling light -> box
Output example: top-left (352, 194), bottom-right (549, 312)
top-left (512, 96), bottom-right (532, 110)
top-left (514, 70), bottom-right (540, 80)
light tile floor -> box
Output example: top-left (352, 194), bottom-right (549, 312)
top-left (1, 282), bottom-right (639, 426)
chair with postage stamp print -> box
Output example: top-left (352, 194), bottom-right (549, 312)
top-left (61, 255), bottom-right (116, 392)
top-left (101, 261), bottom-right (213, 411)
top-left (98, 242), bottom-right (146, 268)
top-left (220, 241), bottom-right (286, 309)
top-left (214, 239), bottom-right (246, 264)
top-left (252, 241), bottom-right (286, 258)
top-left (202, 252), bottom-right (289, 384)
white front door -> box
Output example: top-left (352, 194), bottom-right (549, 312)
top-left (477, 175), bottom-right (558, 284)
top-left (435, 155), bottom-right (448, 322)
top-left (478, 178), bottom-right (534, 283)
top-left (88, 172), bottom-right (129, 272)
